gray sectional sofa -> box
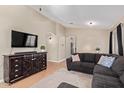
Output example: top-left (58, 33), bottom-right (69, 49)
top-left (66, 53), bottom-right (117, 74)
top-left (92, 56), bottom-right (124, 88)
top-left (66, 53), bottom-right (97, 74)
top-left (66, 53), bottom-right (124, 88)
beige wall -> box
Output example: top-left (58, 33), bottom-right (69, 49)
top-left (66, 28), bottom-right (109, 54)
top-left (47, 24), bottom-right (66, 62)
top-left (56, 24), bottom-right (66, 61)
top-left (0, 6), bottom-right (65, 81)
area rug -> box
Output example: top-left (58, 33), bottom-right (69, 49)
top-left (31, 68), bottom-right (93, 88)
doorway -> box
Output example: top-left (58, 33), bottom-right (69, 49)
top-left (65, 35), bottom-right (77, 58)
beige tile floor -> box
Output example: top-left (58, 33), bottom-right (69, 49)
top-left (0, 61), bottom-right (66, 88)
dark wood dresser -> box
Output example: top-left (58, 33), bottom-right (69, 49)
top-left (4, 52), bottom-right (47, 84)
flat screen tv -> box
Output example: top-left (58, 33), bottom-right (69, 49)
top-left (11, 30), bottom-right (38, 48)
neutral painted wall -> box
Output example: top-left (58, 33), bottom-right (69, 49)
top-left (0, 6), bottom-right (65, 81)
top-left (47, 24), bottom-right (66, 62)
top-left (66, 28), bottom-right (109, 54)
top-left (56, 24), bottom-right (66, 61)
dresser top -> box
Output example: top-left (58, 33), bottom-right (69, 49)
top-left (3, 52), bottom-right (47, 57)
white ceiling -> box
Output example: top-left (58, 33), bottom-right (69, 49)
top-left (31, 5), bottom-right (124, 30)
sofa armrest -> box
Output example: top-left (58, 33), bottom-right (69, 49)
top-left (66, 57), bottom-right (72, 70)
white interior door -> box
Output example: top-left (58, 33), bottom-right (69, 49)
top-left (58, 36), bottom-right (66, 60)
top-left (66, 36), bottom-right (76, 58)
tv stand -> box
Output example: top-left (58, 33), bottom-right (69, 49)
top-left (4, 52), bottom-right (47, 84)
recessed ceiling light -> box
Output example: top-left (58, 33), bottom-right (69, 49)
top-left (89, 22), bottom-right (93, 25)
top-left (69, 22), bottom-right (74, 24)
top-left (86, 21), bottom-right (97, 26)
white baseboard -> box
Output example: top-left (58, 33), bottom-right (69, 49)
top-left (0, 79), bottom-right (4, 83)
top-left (58, 58), bottom-right (66, 62)
top-left (48, 58), bottom-right (66, 63)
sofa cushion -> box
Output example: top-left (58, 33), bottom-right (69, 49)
top-left (83, 53), bottom-right (95, 63)
top-left (92, 73), bottom-right (123, 88)
top-left (95, 54), bottom-right (103, 63)
top-left (80, 62), bottom-right (95, 74)
top-left (112, 56), bottom-right (124, 76)
top-left (78, 53), bottom-right (85, 62)
top-left (70, 62), bottom-right (82, 71)
top-left (120, 72), bottom-right (124, 86)
top-left (80, 62), bottom-right (95, 69)
top-left (69, 61), bottom-right (95, 74)
top-left (94, 65), bottom-right (118, 77)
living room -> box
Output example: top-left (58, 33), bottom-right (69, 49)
top-left (0, 1), bottom-right (124, 92)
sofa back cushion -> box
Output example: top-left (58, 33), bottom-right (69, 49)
top-left (95, 54), bottom-right (103, 63)
top-left (78, 53), bottom-right (118, 64)
top-left (83, 53), bottom-right (96, 63)
top-left (78, 53), bottom-right (85, 62)
top-left (112, 56), bottom-right (124, 76)
top-left (78, 53), bottom-right (95, 63)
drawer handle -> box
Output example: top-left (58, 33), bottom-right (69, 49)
top-left (15, 60), bottom-right (18, 62)
top-left (15, 70), bottom-right (19, 72)
top-left (15, 65), bottom-right (18, 67)
top-left (15, 75), bottom-right (18, 77)
top-left (32, 58), bottom-right (36, 60)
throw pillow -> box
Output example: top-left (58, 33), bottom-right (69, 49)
top-left (98, 56), bottom-right (115, 68)
top-left (71, 54), bottom-right (80, 62)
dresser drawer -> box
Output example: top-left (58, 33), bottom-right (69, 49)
top-left (10, 58), bottom-right (22, 68)
top-left (11, 63), bottom-right (22, 72)
top-left (43, 61), bottom-right (46, 65)
top-left (42, 58), bottom-right (46, 61)
top-left (39, 62), bottom-right (46, 68)
top-left (10, 71), bottom-right (22, 80)
top-left (10, 57), bottom-right (23, 65)
top-left (11, 67), bottom-right (22, 73)
top-left (13, 64), bottom-right (21, 68)
top-left (42, 64), bottom-right (46, 68)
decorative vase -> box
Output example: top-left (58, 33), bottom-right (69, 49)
top-left (40, 45), bottom-right (46, 52)
top-left (41, 49), bottom-right (45, 52)
top-left (96, 50), bottom-right (99, 53)
top-left (96, 48), bottom-right (100, 53)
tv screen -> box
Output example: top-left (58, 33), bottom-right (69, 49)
top-left (11, 30), bottom-right (38, 48)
